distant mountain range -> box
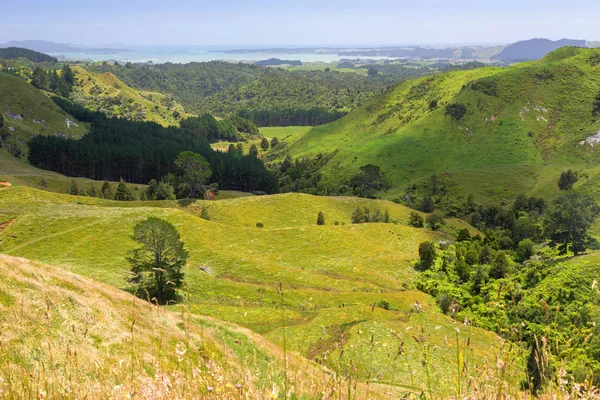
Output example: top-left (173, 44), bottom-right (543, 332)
top-left (0, 40), bottom-right (130, 54)
top-left (1, 38), bottom-right (598, 62)
top-left (493, 38), bottom-right (587, 61)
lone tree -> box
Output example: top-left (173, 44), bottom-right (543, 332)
top-left (127, 217), bottom-right (188, 304)
top-left (351, 164), bottom-right (391, 198)
top-left (545, 190), bottom-right (599, 255)
top-left (317, 211), bottom-right (325, 225)
top-left (558, 169), bottom-right (578, 191)
top-left (260, 137), bottom-right (270, 151)
top-left (175, 151), bottom-right (212, 198)
top-left (270, 137), bottom-right (279, 148)
top-left (418, 241), bottom-right (437, 271)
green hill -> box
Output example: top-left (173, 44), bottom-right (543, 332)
top-left (0, 182), bottom-right (519, 394)
top-left (279, 47), bottom-right (600, 202)
top-left (0, 71), bottom-right (87, 156)
top-left (71, 66), bottom-right (192, 127)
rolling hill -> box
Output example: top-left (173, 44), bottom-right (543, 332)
top-left (279, 47), bottom-right (600, 202)
top-left (0, 181), bottom-right (519, 394)
top-left (0, 254), bottom-right (396, 399)
top-left (70, 66), bottom-right (192, 127)
top-left (0, 72), bottom-right (87, 156)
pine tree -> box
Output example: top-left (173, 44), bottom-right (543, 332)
top-left (249, 144), bottom-right (259, 158)
top-left (115, 179), bottom-right (133, 201)
top-left (69, 180), bottom-right (79, 195)
top-left (260, 137), bottom-right (270, 151)
top-left (418, 242), bottom-right (436, 271)
top-left (101, 180), bottom-right (113, 199)
top-left (317, 211), bottom-right (325, 225)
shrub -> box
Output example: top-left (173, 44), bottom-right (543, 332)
top-left (456, 228), bottom-right (471, 242)
top-left (200, 206), bottom-right (210, 220)
top-left (516, 239), bottom-right (535, 262)
top-left (489, 251), bottom-right (511, 279)
top-left (445, 103), bottom-right (467, 121)
top-left (418, 241), bottom-right (437, 270)
top-left (317, 211), bottom-right (325, 225)
top-left (376, 300), bottom-right (390, 310)
top-left (409, 211), bottom-right (424, 228)
top-left (426, 210), bottom-right (445, 231)
top-left (558, 169), bottom-right (578, 190)
top-left (256, 222), bottom-right (264, 228)
top-left (437, 293), bottom-right (454, 314)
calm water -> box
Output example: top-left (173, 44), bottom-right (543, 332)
top-left (48, 47), bottom-right (395, 64)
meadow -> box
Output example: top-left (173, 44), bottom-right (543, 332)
top-left (0, 177), bottom-right (520, 395)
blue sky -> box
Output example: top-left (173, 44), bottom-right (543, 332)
top-left (1, 0), bottom-right (598, 46)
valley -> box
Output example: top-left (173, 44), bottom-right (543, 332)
top-left (2, 36), bottom-right (600, 399)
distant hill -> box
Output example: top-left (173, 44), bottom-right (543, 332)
top-left (71, 66), bottom-right (192, 127)
top-left (0, 47), bottom-right (57, 63)
top-left (494, 38), bottom-right (587, 61)
top-left (255, 58), bottom-right (302, 67)
top-left (0, 40), bottom-right (128, 54)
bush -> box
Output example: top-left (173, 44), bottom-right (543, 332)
top-left (418, 241), bottom-right (437, 270)
top-left (426, 210), bottom-right (445, 231)
top-left (409, 211), bottom-right (424, 228)
top-left (200, 206), bottom-right (210, 220)
top-left (317, 211), bottom-right (325, 225)
top-left (558, 169), bottom-right (578, 191)
top-left (376, 300), bottom-right (390, 310)
top-left (516, 239), bottom-right (535, 262)
top-left (489, 251), bottom-right (511, 279)
top-left (437, 293), bottom-right (454, 314)
top-left (256, 222), bottom-right (264, 228)
top-left (445, 103), bottom-right (467, 121)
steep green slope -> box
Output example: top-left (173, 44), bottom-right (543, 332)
top-left (0, 72), bottom-right (87, 155)
top-left (0, 183), bottom-right (518, 393)
top-left (282, 47), bottom-right (600, 202)
top-left (71, 66), bottom-right (192, 127)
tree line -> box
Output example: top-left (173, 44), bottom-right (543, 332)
top-left (28, 99), bottom-right (278, 193)
top-left (30, 65), bottom-right (75, 97)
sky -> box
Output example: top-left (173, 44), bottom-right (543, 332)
top-left (1, 0), bottom-right (599, 47)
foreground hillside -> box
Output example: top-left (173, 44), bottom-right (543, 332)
top-left (71, 66), bottom-right (192, 127)
top-left (280, 47), bottom-right (600, 202)
top-left (0, 72), bottom-right (86, 155)
top-left (0, 183), bottom-right (518, 394)
top-left (0, 254), bottom-right (398, 399)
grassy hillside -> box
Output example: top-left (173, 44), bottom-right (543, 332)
top-left (0, 183), bottom-right (520, 394)
top-left (71, 66), bottom-right (192, 127)
top-left (279, 47), bottom-right (600, 202)
top-left (0, 254), bottom-right (399, 399)
top-left (0, 72), bottom-right (86, 155)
